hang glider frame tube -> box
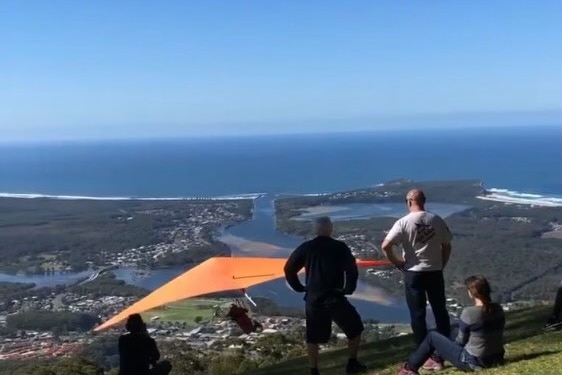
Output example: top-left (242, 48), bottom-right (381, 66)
top-left (243, 289), bottom-right (257, 307)
top-left (233, 273), bottom-right (275, 280)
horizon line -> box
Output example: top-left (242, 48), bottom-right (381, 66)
top-left (1, 122), bottom-right (560, 145)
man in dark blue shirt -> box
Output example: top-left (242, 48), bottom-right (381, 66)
top-left (118, 314), bottom-right (172, 375)
top-left (284, 216), bottom-right (367, 375)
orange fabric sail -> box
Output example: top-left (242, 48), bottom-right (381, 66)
top-left (94, 256), bottom-right (390, 332)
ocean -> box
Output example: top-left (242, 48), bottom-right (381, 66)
top-left (0, 125), bottom-right (560, 198)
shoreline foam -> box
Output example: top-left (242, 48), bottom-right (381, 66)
top-left (0, 192), bottom-right (265, 201)
top-left (476, 188), bottom-right (562, 207)
top-left (1, 186), bottom-right (561, 207)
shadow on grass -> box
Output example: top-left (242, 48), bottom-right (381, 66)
top-left (501, 306), bottom-right (551, 343)
top-left (507, 350), bottom-right (562, 365)
top-left (250, 337), bottom-right (415, 375)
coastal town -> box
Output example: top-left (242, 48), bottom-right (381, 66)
top-left (0, 183), bottom-right (560, 370)
top-left (0, 198), bottom-right (255, 362)
top-left (0, 283), bottom-right (411, 363)
top-left (0, 260), bottom-right (539, 364)
top-left (78, 200), bottom-right (254, 270)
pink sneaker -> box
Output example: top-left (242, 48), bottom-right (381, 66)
top-left (422, 358), bottom-right (444, 371)
top-left (397, 362), bottom-right (419, 375)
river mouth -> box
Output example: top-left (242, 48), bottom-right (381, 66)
top-left (213, 195), bottom-right (471, 322)
top-left (214, 194), bottom-right (412, 322)
top-left (217, 233), bottom-right (291, 258)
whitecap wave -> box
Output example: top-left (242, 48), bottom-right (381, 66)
top-left (477, 188), bottom-right (562, 207)
top-left (0, 192), bottom-right (264, 201)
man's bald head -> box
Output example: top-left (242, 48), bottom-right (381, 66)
top-left (314, 216), bottom-right (333, 237)
top-left (406, 189), bottom-right (426, 210)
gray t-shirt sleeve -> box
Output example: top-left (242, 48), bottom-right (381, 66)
top-left (455, 307), bottom-right (472, 346)
top-left (438, 217), bottom-right (453, 243)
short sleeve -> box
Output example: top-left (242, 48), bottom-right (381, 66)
top-left (459, 307), bottom-right (471, 322)
top-left (440, 219), bottom-right (453, 243)
top-left (455, 308), bottom-right (472, 345)
top-left (385, 220), bottom-right (403, 246)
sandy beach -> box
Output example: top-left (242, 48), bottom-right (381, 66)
top-left (218, 233), bottom-right (292, 255)
top-left (298, 205), bottom-right (350, 217)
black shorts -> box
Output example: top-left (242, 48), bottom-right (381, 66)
top-left (150, 360), bottom-right (172, 375)
top-left (305, 297), bottom-right (364, 344)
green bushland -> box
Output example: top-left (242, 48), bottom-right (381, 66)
top-left (0, 197), bottom-right (253, 273)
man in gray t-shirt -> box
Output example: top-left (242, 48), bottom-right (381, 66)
top-left (382, 189), bottom-right (453, 354)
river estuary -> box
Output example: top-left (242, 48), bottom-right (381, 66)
top-left (0, 195), bottom-right (468, 323)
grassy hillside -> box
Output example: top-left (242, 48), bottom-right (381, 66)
top-left (245, 306), bottom-right (561, 375)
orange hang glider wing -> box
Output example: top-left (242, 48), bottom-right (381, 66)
top-left (356, 260), bottom-right (392, 267)
top-left (94, 256), bottom-right (287, 332)
top-left (94, 256), bottom-right (391, 332)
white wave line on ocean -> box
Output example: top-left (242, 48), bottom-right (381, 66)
top-left (2, 185), bottom-right (560, 207)
top-left (0, 192), bottom-right (265, 201)
top-left (477, 187), bottom-right (562, 207)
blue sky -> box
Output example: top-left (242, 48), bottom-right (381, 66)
top-left (1, 0), bottom-right (561, 141)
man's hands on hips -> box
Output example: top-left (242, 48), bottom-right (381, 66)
top-left (394, 260), bottom-right (406, 271)
top-left (294, 284), bottom-right (306, 293)
top-left (334, 288), bottom-right (354, 295)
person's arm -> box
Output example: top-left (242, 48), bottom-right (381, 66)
top-left (284, 245), bottom-right (307, 293)
top-left (442, 242), bottom-right (452, 268)
top-left (455, 309), bottom-right (471, 346)
top-left (381, 221), bottom-right (405, 270)
top-left (441, 219), bottom-right (453, 268)
top-left (117, 335), bottom-right (124, 355)
top-left (342, 244), bottom-right (359, 295)
top-left (148, 337), bottom-right (160, 364)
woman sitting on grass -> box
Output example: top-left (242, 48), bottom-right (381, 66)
top-left (398, 275), bottom-right (505, 374)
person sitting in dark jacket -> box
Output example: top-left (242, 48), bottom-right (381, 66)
top-left (545, 284), bottom-right (562, 330)
top-left (118, 314), bottom-right (172, 375)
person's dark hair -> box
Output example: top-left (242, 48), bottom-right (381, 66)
top-left (465, 275), bottom-right (498, 316)
top-left (314, 216), bottom-right (333, 236)
top-left (315, 216), bottom-right (332, 227)
top-left (125, 313), bottom-right (146, 333)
